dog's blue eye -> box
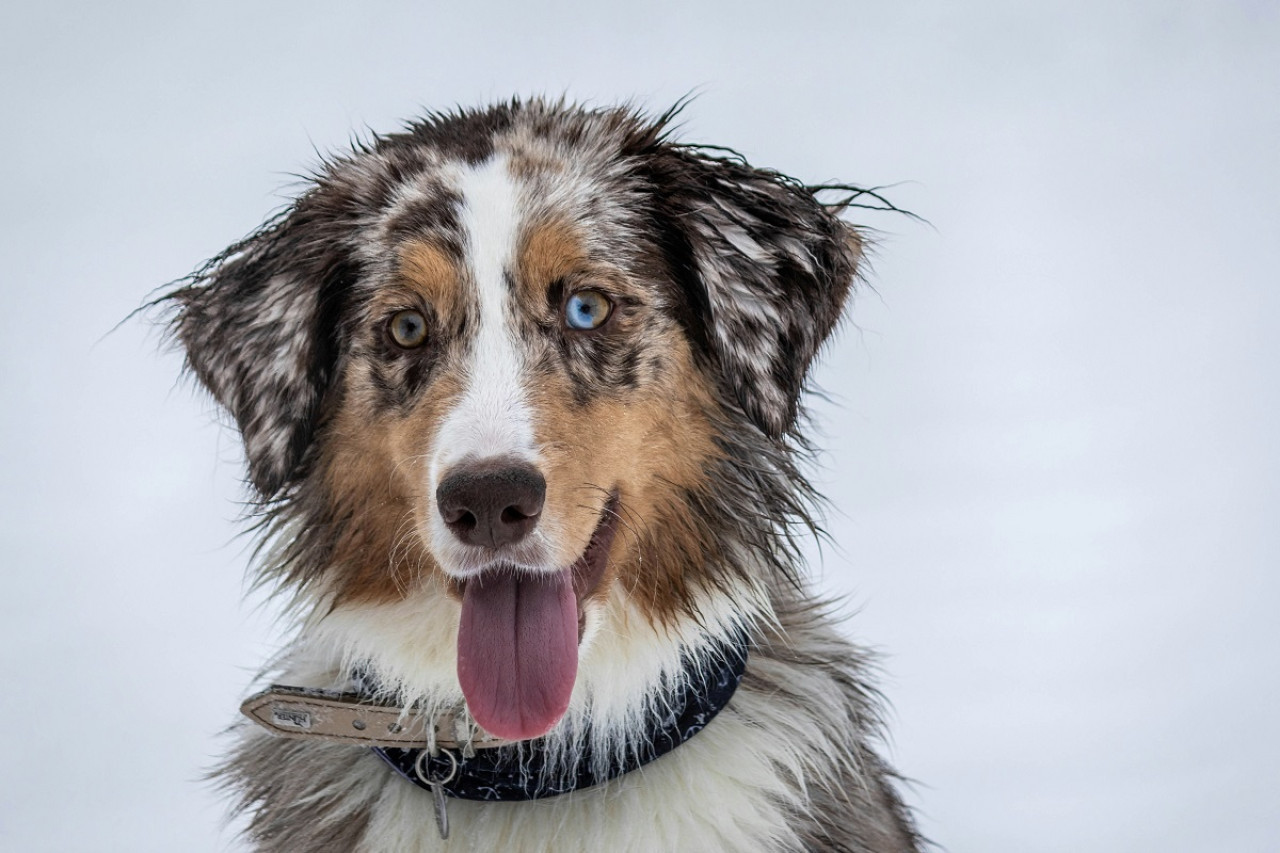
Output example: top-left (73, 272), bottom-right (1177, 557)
top-left (389, 309), bottom-right (428, 348)
top-left (564, 290), bottom-right (612, 331)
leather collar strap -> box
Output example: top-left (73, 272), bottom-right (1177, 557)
top-left (375, 634), bottom-right (749, 802)
top-left (240, 684), bottom-right (518, 751)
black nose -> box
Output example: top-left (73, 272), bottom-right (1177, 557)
top-left (436, 461), bottom-right (546, 548)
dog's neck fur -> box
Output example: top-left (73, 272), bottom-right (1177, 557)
top-left (224, 569), bottom-right (919, 852)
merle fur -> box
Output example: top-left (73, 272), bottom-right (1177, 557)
top-left (166, 99), bottom-right (924, 852)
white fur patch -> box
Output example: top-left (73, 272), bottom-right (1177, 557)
top-left (424, 157), bottom-right (550, 576)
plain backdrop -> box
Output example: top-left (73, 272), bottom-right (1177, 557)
top-left (2, 2), bottom-right (1277, 851)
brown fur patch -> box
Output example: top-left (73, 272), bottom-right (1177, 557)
top-left (516, 220), bottom-right (588, 304)
top-left (310, 241), bottom-right (470, 606)
top-left (515, 218), bottom-right (646, 337)
top-left (528, 338), bottom-right (723, 624)
top-left (309, 242), bottom-right (468, 606)
top-left (318, 364), bottom-right (466, 605)
top-left (399, 241), bottom-right (462, 320)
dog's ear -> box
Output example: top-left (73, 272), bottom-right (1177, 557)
top-left (647, 150), bottom-right (862, 437)
top-left (167, 198), bottom-right (353, 498)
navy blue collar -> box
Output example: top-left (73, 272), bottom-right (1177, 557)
top-left (372, 634), bottom-right (749, 802)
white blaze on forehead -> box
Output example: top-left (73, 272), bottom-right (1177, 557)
top-left (430, 155), bottom-right (537, 479)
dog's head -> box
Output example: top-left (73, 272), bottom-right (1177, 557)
top-left (169, 101), bottom-right (861, 740)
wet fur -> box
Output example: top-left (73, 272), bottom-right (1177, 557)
top-left (166, 100), bottom-right (923, 852)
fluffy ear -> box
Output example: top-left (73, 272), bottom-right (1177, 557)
top-left (167, 199), bottom-right (353, 498)
top-left (648, 150), bottom-right (862, 437)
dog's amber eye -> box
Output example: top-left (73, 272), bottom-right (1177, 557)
top-left (564, 290), bottom-right (612, 331)
top-left (389, 310), bottom-right (428, 348)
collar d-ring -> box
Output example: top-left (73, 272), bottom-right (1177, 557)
top-left (415, 747), bottom-right (459, 787)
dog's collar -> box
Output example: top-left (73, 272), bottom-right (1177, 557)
top-left (371, 633), bottom-right (748, 804)
top-left (372, 633), bottom-right (749, 803)
top-left (241, 632), bottom-right (747, 826)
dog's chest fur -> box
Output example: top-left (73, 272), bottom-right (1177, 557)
top-left (168, 100), bottom-right (922, 852)
top-left (232, 602), bottom-right (915, 852)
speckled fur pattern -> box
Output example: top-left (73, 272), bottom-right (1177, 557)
top-left (166, 100), bottom-right (924, 852)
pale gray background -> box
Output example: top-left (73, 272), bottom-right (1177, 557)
top-left (3, 1), bottom-right (1277, 851)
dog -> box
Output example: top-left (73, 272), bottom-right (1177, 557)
top-left (166, 100), bottom-right (922, 852)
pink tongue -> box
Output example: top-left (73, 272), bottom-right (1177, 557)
top-left (456, 570), bottom-right (578, 741)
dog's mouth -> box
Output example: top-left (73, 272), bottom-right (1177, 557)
top-left (454, 493), bottom-right (620, 741)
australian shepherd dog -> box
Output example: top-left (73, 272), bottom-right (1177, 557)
top-left (165, 100), bottom-right (922, 852)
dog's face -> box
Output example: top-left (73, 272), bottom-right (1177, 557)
top-left (321, 155), bottom-right (724, 737)
top-left (170, 102), bottom-right (860, 740)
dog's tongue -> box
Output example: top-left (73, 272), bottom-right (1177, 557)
top-left (456, 569), bottom-right (578, 741)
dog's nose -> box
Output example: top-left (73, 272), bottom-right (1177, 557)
top-left (436, 461), bottom-right (546, 548)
